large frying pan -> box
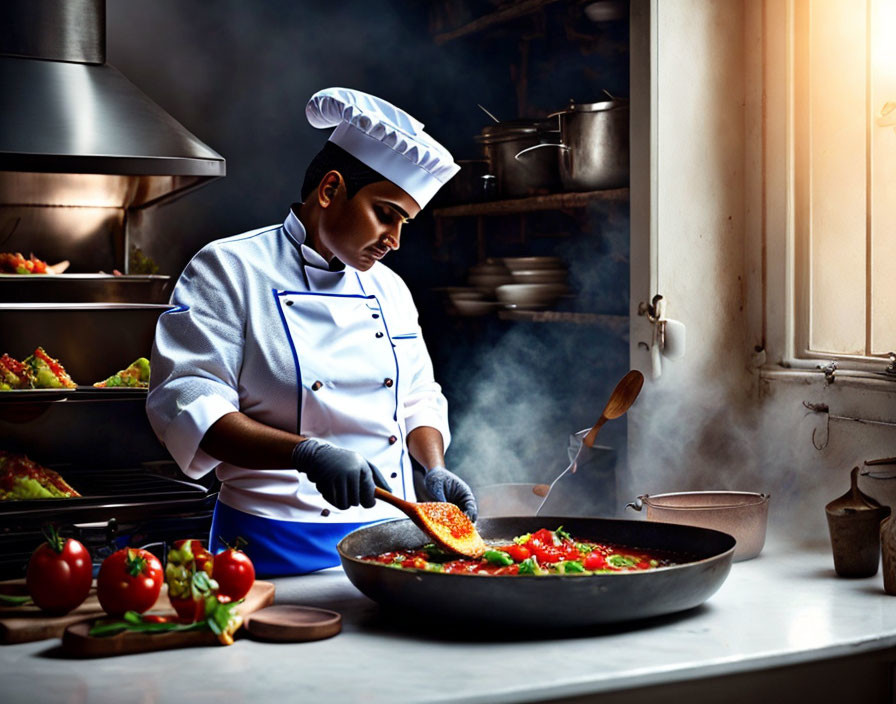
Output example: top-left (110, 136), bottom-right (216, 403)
top-left (338, 516), bottom-right (735, 629)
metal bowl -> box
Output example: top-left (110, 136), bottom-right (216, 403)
top-left (338, 516), bottom-right (735, 629)
top-left (628, 491), bottom-right (770, 562)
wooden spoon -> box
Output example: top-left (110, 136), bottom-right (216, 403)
top-left (582, 370), bottom-right (645, 448)
top-left (375, 487), bottom-right (487, 559)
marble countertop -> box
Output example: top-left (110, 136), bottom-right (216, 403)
top-left (2, 539), bottom-right (895, 704)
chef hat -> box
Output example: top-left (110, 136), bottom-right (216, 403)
top-left (306, 87), bottom-right (459, 209)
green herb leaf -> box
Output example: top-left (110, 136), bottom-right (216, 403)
top-left (0, 593), bottom-right (32, 606)
top-left (607, 554), bottom-right (638, 568)
top-left (559, 560), bottom-right (585, 573)
top-left (88, 614), bottom-right (208, 638)
top-left (518, 557), bottom-right (544, 575)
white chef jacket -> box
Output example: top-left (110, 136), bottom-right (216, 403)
top-left (146, 208), bottom-right (450, 527)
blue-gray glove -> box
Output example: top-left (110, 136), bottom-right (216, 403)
top-left (421, 466), bottom-right (478, 522)
top-left (292, 439), bottom-right (391, 510)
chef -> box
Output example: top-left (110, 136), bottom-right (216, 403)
top-left (147, 87), bottom-right (477, 576)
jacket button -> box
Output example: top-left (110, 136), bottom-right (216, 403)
top-left (311, 381), bottom-right (323, 391)
top-left (372, 313), bottom-right (380, 319)
top-left (383, 378), bottom-right (393, 388)
top-left (390, 472), bottom-right (398, 479)
top-left (388, 435), bottom-right (397, 445)
top-left (375, 332), bottom-right (384, 338)
top-left (320, 508), bottom-right (330, 517)
top-left (286, 300), bottom-right (294, 307)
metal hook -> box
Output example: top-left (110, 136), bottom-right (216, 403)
top-left (811, 419), bottom-right (830, 450)
top-left (803, 401), bottom-right (830, 450)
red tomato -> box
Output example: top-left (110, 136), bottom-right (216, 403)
top-left (169, 595), bottom-right (206, 623)
top-left (26, 531), bottom-right (92, 615)
top-left (213, 546), bottom-right (255, 601)
top-left (501, 544), bottom-right (531, 563)
top-left (583, 552), bottom-right (607, 570)
top-left (97, 548), bottom-right (164, 617)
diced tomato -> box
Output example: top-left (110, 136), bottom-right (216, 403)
top-left (530, 544), bottom-right (563, 563)
top-left (501, 544), bottom-right (531, 563)
top-left (528, 529), bottom-right (556, 546)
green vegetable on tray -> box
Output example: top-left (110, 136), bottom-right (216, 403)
top-left (93, 357), bottom-right (151, 388)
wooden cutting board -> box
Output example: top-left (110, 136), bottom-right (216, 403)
top-left (0, 579), bottom-right (105, 644)
top-left (61, 581), bottom-right (275, 657)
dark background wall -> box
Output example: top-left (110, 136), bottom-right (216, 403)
top-left (108, 0), bottom-right (631, 511)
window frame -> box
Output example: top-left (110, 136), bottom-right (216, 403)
top-left (762, 0), bottom-right (895, 379)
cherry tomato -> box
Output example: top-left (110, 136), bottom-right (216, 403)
top-left (213, 543), bottom-right (255, 601)
top-left (583, 552), bottom-right (607, 570)
top-left (97, 548), bottom-right (164, 617)
top-left (26, 528), bottom-right (92, 615)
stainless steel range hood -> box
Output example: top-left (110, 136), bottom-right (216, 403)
top-left (0, 0), bottom-right (225, 210)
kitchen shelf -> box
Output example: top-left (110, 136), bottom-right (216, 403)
top-left (432, 189), bottom-right (629, 218)
top-left (432, 0), bottom-right (564, 44)
top-left (0, 387), bottom-right (147, 403)
top-left (497, 309), bottom-right (628, 333)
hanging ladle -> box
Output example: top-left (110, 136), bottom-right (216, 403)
top-left (535, 369), bottom-right (645, 514)
top-left (477, 104), bottom-right (501, 123)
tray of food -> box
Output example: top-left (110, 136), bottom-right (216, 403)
top-left (0, 251), bottom-right (171, 303)
top-left (0, 346), bottom-right (151, 401)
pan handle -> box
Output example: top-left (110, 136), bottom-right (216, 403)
top-left (514, 143), bottom-right (570, 160)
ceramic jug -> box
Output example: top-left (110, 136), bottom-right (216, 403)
top-left (825, 466), bottom-right (890, 578)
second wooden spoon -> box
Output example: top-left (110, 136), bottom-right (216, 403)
top-left (583, 369), bottom-right (645, 448)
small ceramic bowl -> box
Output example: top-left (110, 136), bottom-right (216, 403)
top-left (468, 273), bottom-right (514, 296)
top-left (510, 268), bottom-right (568, 285)
top-left (495, 283), bottom-right (567, 309)
top-left (502, 256), bottom-right (565, 271)
top-left (452, 298), bottom-right (499, 316)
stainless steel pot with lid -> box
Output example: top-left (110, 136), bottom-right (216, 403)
top-left (476, 119), bottom-right (561, 197)
top-left (516, 97), bottom-right (629, 192)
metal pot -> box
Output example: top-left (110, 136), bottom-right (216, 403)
top-left (338, 516), bottom-right (735, 629)
top-left (475, 120), bottom-right (561, 198)
top-left (517, 98), bottom-right (629, 191)
top-left (628, 491), bottom-right (770, 562)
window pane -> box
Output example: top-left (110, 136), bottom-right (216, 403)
top-left (808, 0), bottom-right (866, 355)
top-left (871, 0), bottom-right (896, 354)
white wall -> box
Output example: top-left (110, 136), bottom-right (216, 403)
top-left (627, 0), bottom-right (756, 506)
top-left (628, 0), bottom-right (896, 548)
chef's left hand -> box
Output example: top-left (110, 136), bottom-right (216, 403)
top-left (422, 467), bottom-right (478, 522)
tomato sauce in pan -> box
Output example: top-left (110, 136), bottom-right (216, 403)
top-left (361, 527), bottom-right (681, 576)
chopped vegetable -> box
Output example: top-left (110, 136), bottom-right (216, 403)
top-left (361, 526), bottom-right (680, 576)
top-left (93, 357), bottom-right (150, 388)
top-left (483, 550), bottom-right (514, 566)
top-left (607, 554), bottom-right (639, 569)
top-left (0, 452), bottom-right (80, 500)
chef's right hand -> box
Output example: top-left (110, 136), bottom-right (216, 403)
top-left (292, 438), bottom-right (391, 510)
